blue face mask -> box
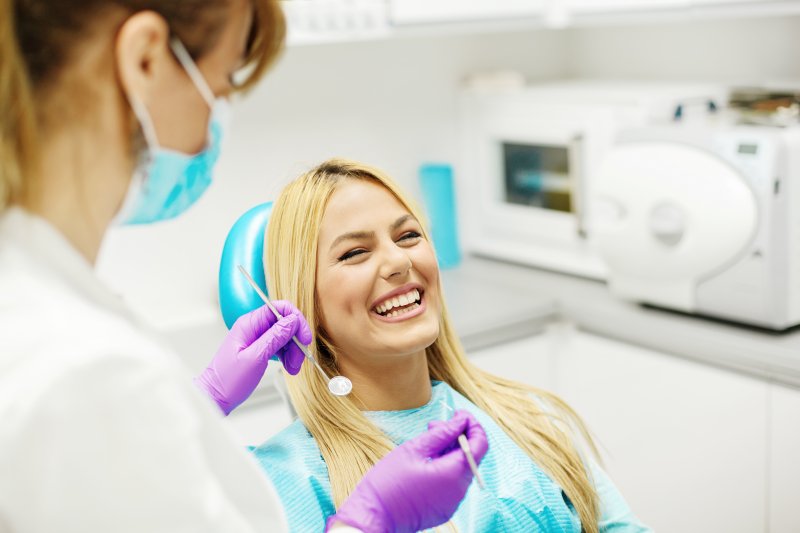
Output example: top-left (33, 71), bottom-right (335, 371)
top-left (118, 38), bottom-right (229, 225)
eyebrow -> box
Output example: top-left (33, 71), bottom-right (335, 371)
top-left (329, 214), bottom-right (415, 251)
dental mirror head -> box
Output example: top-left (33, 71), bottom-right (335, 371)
top-left (328, 375), bottom-right (353, 397)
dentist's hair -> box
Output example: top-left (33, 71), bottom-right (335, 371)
top-left (265, 158), bottom-right (602, 532)
top-left (0, 0), bottom-right (285, 211)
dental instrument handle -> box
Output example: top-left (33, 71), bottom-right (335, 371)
top-left (457, 434), bottom-right (485, 489)
top-left (439, 401), bottom-right (486, 490)
top-left (236, 265), bottom-right (330, 382)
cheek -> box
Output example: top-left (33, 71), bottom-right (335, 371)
top-left (149, 78), bottom-right (210, 153)
top-left (317, 267), bottom-right (370, 321)
top-left (415, 243), bottom-right (440, 283)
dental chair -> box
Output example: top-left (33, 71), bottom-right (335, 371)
top-left (218, 201), bottom-right (296, 418)
top-left (219, 202), bottom-right (273, 329)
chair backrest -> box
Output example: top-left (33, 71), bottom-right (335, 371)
top-left (218, 202), bottom-right (273, 330)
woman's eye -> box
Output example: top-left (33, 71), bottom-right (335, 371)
top-left (338, 249), bottom-right (366, 262)
top-left (399, 231), bottom-right (422, 242)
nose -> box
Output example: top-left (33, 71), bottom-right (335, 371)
top-left (379, 242), bottom-right (412, 280)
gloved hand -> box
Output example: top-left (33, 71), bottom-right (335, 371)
top-left (327, 410), bottom-right (489, 533)
top-left (195, 301), bottom-right (312, 415)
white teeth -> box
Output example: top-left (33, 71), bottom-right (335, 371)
top-left (374, 289), bottom-right (423, 315)
top-left (386, 303), bottom-right (419, 319)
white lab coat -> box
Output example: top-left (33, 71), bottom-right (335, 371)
top-left (0, 207), bottom-right (292, 533)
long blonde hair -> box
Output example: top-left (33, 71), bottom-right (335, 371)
top-left (265, 158), bottom-right (601, 532)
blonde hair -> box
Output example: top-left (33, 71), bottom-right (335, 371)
top-left (0, 0), bottom-right (285, 212)
top-left (265, 158), bottom-right (601, 532)
top-left (0, 0), bottom-right (36, 210)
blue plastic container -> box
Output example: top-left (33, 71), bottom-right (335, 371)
top-left (418, 163), bottom-right (462, 270)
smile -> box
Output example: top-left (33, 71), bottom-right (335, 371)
top-left (371, 287), bottom-right (426, 322)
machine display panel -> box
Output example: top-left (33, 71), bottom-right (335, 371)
top-left (737, 143), bottom-right (758, 155)
top-left (502, 142), bottom-right (572, 213)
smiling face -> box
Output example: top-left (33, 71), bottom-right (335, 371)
top-left (315, 178), bottom-right (441, 371)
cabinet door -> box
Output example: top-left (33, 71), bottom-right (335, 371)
top-left (555, 329), bottom-right (768, 533)
top-left (564, 0), bottom-right (691, 13)
top-left (694, 0), bottom-right (772, 4)
top-left (389, 0), bottom-right (545, 24)
top-left (468, 331), bottom-right (557, 391)
top-left (769, 384), bottom-right (800, 533)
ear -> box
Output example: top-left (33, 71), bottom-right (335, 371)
top-left (115, 11), bottom-right (171, 106)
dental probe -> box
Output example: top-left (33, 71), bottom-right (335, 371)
top-left (236, 265), bottom-right (353, 397)
top-left (439, 401), bottom-right (486, 490)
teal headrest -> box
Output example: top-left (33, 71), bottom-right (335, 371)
top-left (218, 202), bottom-right (273, 329)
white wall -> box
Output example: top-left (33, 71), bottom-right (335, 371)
top-left (565, 15), bottom-right (800, 84)
top-left (96, 14), bottom-right (800, 328)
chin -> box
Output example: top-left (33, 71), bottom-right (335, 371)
top-left (387, 321), bottom-right (440, 355)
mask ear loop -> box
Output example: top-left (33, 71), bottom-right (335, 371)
top-left (169, 37), bottom-right (217, 107)
top-left (128, 95), bottom-right (161, 149)
top-left (127, 38), bottom-right (218, 150)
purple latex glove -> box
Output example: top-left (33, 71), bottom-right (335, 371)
top-left (327, 410), bottom-right (489, 533)
top-left (195, 301), bottom-right (312, 415)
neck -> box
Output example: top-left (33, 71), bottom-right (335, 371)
top-left (21, 113), bottom-right (131, 265)
top-left (340, 350), bottom-right (431, 411)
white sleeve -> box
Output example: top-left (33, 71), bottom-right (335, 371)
top-left (1, 354), bottom-right (287, 533)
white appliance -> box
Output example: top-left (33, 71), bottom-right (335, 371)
top-left (458, 81), bottom-right (727, 279)
top-left (590, 121), bottom-right (800, 330)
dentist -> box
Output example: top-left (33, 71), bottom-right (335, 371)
top-left (0, 1), bottom-right (488, 532)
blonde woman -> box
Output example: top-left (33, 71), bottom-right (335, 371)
top-left (252, 158), bottom-right (651, 532)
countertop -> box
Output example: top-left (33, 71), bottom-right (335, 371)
top-left (448, 254), bottom-right (800, 390)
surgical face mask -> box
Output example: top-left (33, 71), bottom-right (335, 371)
top-left (117, 38), bottom-right (230, 225)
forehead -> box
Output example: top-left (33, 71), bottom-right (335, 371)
top-left (319, 179), bottom-right (409, 236)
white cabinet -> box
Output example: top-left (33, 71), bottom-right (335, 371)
top-left (282, 0), bottom-right (391, 46)
top-left (769, 384), bottom-right (800, 533)
top-left (564, 0), bottom-right (691, 13)
top-left (695, 0), bottom-right (773, 4)
top-left (389, 0), bottom-right (545, 25)
top-left (280, 0), bottom-right (800, 46)
top-left (561, 0), bottom-right (792, 20)
top-left (554, 329), bottom-right (768, 533)
top-left (469, 324), bottom-right (771, 532)
top-left (469, 332), bottom-right (557, 390)
top-left (565, 0), bottom-right (777, 12)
